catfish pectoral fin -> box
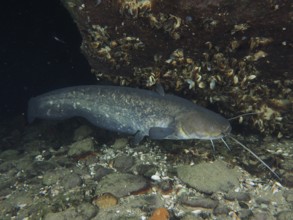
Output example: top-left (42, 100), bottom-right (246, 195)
top-left (155, 83), bottom-right (165, 96)
top-left (149, 127), bottom-right (175, 139)
top-left (132, 131), bottom-right (145, 145)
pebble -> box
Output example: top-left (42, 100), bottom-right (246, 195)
top-left (32, 161), bottom-right (57, 172)
top-left (158, 180), bottom-right (173, 194)
top-left (280, 159), bottom-right (293, 187)
top-left (213, 204), bottom-right (231, 215)
top-left (42, 169), bottom-right (68, 186)
top-left (225, 190), bottom-right (251, 202)
top-left (0, 160), bottom-right (16, 173)
top-left (67, 137), bottom-right (95, 157)
top-left (55, 156), bottom-right (75, 168)
top-left (113, 155), bottom-right (135, 172)
top-left (93, 165), bottom-right (114, 181)
top-left (177, 160), bottom-right (241, 194)
top-left (238, 209), bottom-right (253, 219)
top-left (181, 214), bottom-right (203, 220)
top-left (283, 173), bottom-right (293, 188)
top-left (136, 164), bottom-right (158, 178)
top-left (61, 173), bottom-right (83, 190)
top-left (111, 138), bottom-right (129, 149)
top-left (277, 210), bottom-right (293, 220)
top-left (73, 125), bottom-right (93, 141)
top-left (148, 207), bottom-right (170, 220)
top-left (95, 173), bottom-right (148, 198)
top-left (92, 193), bottom-right (118, 209)
top-left (283, 189), bottom-right (293, 203)
top-left (255, 197), bottom-right (271, 205)
top-left (280, 159), bottom-right (293, 171)
top-left (0, 149), bottom-right (20, 160)
top-left (44, 203), bottom-right (98, 220)
top-left (250, 212), bottom-right (275, 220)
top-left (181, 197), bottom-right (219, 209)
top-left (238, 201), bottom-right (249, 209)
top-left (77, 203), bottom-right (99, 218)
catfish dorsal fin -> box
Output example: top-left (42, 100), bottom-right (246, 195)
top-left (155, 83), bottom-right (165, 96)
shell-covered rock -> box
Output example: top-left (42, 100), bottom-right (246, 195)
top-left (61, 0), bottom-right (292, 137)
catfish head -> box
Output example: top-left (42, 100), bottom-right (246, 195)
top-left (174, 110), bottom-right (231, 140)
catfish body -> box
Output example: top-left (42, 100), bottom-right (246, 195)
top-left (28, 85), bottom-right (231, 143)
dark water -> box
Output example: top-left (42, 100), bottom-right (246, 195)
top-left (0, 0), bottom-right (95, 117)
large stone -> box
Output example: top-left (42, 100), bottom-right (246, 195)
top-left (177, 160), bottom-right (241, 194)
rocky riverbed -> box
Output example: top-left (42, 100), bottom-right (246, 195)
top-left (0, 116), bottom-right (292, 219)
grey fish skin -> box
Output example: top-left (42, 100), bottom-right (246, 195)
top-left (28, 85), bottom-right (231, 143)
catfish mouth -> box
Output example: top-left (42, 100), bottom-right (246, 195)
top-left (180, 124), bottom-right (231, 140)
top-left (200, 124), bottom-right (232, 140)
top-left (192, 131), bottom-right (225, 140)
top-left (222, 124), bottom-right (232, 137)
